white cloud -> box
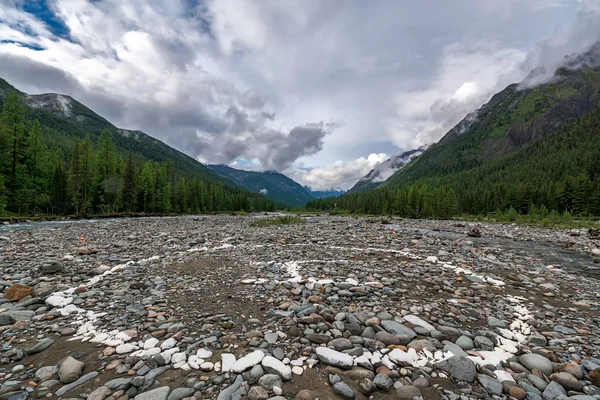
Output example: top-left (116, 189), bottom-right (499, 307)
top-left (288, 153), bottom-right (388, 191)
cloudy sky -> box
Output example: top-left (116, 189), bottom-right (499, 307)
top-left (1, 0), bottom-right (600, 190)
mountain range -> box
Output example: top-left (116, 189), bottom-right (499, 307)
top-left (208, 164), bottom-right (344, 207)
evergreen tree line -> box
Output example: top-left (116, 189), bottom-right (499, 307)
top-left (0, 92), bottom-right (276, 216)
top-left (306, 106), bottom-right (600, 218)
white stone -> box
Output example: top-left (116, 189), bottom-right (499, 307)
top-left (262, 355), bottom-right (292, 380)
top-left (173, 361), bottom-right (186, 369)
top-left (292, 366), bottom-right (303, 375)
top-left (315, 347), bottom-right (353, 369)
top-left (221, 354), bottom-right (236, 372)
top-left (160, 338), bottom-right (177, 350)
top-left (388, 348), bottom-right (418, 367)
top-left (200, 362), bottom-right (214, 372)
top-left (144, 338), bottom-right (159, 350)
top-left (171, 352), bottom-right (187, 364)
top-left (494, 370), bottom-right (515, 383)
top-left (196, 348), bottom-right (213, 359)
top-left (115, 332), bottom-right (132, 342)
top-left (116, 344), bottom-right (137, 354)
top-left (232, 350), bottom-right (265, 373)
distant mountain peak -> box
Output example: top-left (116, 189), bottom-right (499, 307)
top-left (348, 146), bottom-right (427, 193)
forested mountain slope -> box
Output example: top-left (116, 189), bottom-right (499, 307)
top-left (0, 79), bottom-right (275, 216)
top-left (208, 164), bottom-right (315, 207)
top-left (306, 45), bottom-right (600, 217)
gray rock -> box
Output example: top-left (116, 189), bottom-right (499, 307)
top-left (166, 388), bottom-right (194, 400)
top-left (105, 378), bottom-right (134, 391)
top-left (487, 317), bottom-right (506, 328)
top-left (258, 374), bottom-right (282, 391)
top-left (373, 373), bottom-right (393, 392)
top-left (58, 356), bottom-right (85, 384)
top-left (474, 336), bottom-right (494, 351)
top-left (332, 382), bottom-right (355, 400)
top-left (381, 320), bottom-right (417, 339)
top-left (478, 374), bottom-right (503, 396)
top-left (374, 331), bottom-right (401, 346)
top-left (25, 337), bottom-right (54, 354)
top-left (328, 338), bottom-right (353, 351)
top-left (542, 381), bottom-right (567, 400)
top-left (358, 379), bottom-right (376, 395)
top-left (55, 372), bottom-right (99, 397)
top-left (443, 342), bottom-right (469, 358)
top-left (520, 354), bottom-right (554, 376)
top-left (247, 386), bottom-right (268, 400)
top-left (217, 375), bottom-right (243, 400)
top-left (436, 355), bottom-right (476, 382)
top-left (0, 314), bottom-right (15, 325)
top-left (35, 366), bottom-right (58, 381)
top-left (455, 335), bottom-right (474, 350)
top-left (395, 385), bottom-right (422, 400)
top-left (134, 386), bottom-right (171, 400)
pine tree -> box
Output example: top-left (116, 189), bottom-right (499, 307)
top-left (122, 152), bottom-right (136, 212)
top-left (51, 160), bottom-right (68, 215)
top-left (0, 175), bottom-right (7, 216)
top-left (140, 162), bottom-right (155, 212)
top-left (27, 120), bottom-right (46, 215)
top-left (69, 142), bottom-right (82, 214)
top-left (79, 136), bottom-right (94, 215)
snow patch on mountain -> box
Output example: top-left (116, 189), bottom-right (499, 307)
top-left (360, 146), bottom-right (427, 184)
top-left (26, 93), bottom-right (73, 117)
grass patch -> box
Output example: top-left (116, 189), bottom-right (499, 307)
top-left (250, 215), bottom-right (304, 227)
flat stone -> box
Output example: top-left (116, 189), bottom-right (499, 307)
top-left (436, 355), bottom-right (476, 382)
top-left (395, 386), bottom-right (422, 400)
top-left (549, 372), bottom-right (582, 391)
top-left (134, 386), bottom-right (170, 400)
top-left (542, 381), bottom-right (566, 400)
top-left (332, 382), bottom-right (355, 400)
top-left (381, 320), bottom-right (417, 339)
top-left (478, 374), bottom-right (503, 396)
top-left (315, 347), bottom-right (353, 370)
top-left (55, 372), bottom-right (99, 397)
top-left (232, 351), bottom-right (265, 373)
top-left (221, 353), bottom-right (236, 372)
top-left (26, 338), bottom-right (54, 355)
top-left (166, 388), bottom-right (194, 400)
top-left (520, 354), bottom-right (554, 376)
top-left (216, 375), bottom-right (243, 400)
top-left (261, 356), bottom-right (292, 380)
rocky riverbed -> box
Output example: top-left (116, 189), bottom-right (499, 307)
top-left (1, 215), bottom-right (600, 400)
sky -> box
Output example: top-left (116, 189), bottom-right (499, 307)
top-left (1, 1), bottom-right (600, 191)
